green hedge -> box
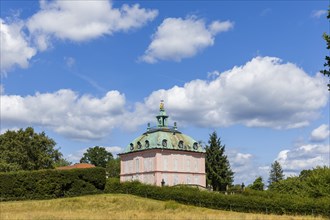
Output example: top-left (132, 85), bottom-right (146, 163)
top-left (0, 167), bottom-right (106, 201)
top-left (105, 178), bottom-right (330, 217)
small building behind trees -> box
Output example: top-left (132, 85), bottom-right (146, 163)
top-left (119, 101), bottom-right (206, 187)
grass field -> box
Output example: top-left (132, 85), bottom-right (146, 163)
top-left (0, 194), bottom-right (326, 220)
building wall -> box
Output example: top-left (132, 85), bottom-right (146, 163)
top-left (120, 149), bottom-right (206, 187)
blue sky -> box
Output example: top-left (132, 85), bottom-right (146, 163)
top-left (1, 0), bottom-right (329, 184)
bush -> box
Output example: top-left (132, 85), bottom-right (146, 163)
top-left (104, 178), bottom-right (330, 217)
top-left (0, 167), bottom-right (106, 201)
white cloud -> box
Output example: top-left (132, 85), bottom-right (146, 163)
top-left (228, 150), bottom-right (269, 185)
top-left (2, 1), bottom-right (157, 73)
top-left (311, 10), bottom-right (327, 18)
top-left (140, 56), bottom-right (328, 129)
top-left (0, 19), bottom-right (36, 74)
top-left (141, 17), bottom-right (233, 63)
top-left (310, 124), bottom-right (330, 142)
top-left (276, 144), bottom-right (330, 177)
top-left (66, 146), bottom-right (123, 163)
top-left (27, 0), bottom-right (157, 48)
top-left (0, 89), bottom-right (127, 140)
top-left (105, 146), bottom-right (123, 155)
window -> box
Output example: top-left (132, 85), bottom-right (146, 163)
top-left (187, 159), bottom-right (190, 172)
top-left (162, 139), bottom-right (167, 147)
top-left (186, 175), bottom-right (191, 184)
top-left (194, 176), bottom-right (199, 185)
top-left (135, 158), bottom-right (139, 173)
top-left (144, 158), bottom-right (148, 172)
top-left (145, 140), bottom-right (150, 148)
top-left (194, 159), bottom-right (198, 172)
top-left (178, 140), bottom-right (184, 148)
top-left (163, 157), bottom-right (168, 170)
top-left (130, 143), bottom-right (134, 151)
top-left (137, 141), bottom-right (142, 149)
top-left (193, 142), bottom-right (198, 150)
top-left (174, 157), bottom-right (178, 171)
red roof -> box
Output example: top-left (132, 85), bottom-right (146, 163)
top-left (56, 163), bottom-right (95, 170)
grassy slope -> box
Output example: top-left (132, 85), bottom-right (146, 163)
top-left (0, 194), bottom-right (326, 220)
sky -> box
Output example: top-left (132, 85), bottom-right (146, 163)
top-left (1, 0), bottom-right (329, 185)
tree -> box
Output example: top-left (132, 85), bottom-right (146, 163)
top-left (0, 127), bottom-right (65, 172)
top-left (106, 157), bottom-right (120, 178)
top-left (205, 131), bottom-right (234, 191)
top-left (249, 176), bottom-right (264, 191)
top-left (80, 146), bottom-right (113, 168)
top-left (268, 160), bottom-right (284, 187)
top-left (320, 8), bottom-right (330, 90)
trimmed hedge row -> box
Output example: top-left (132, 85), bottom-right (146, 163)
top-left (0, 167), bottom-right (106, 201)
top-left (105, 178), bottom-right (330, 217)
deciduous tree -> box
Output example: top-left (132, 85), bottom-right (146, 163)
top-left (249, 176), bottom-right (264, 191)
top-left (80, 146), bottom-right (113, 168)
top-left (0, 127), bottom-right (66, 172)
top-left (321, 8), bottom-right (330, 90)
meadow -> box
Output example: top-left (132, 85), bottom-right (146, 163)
top-left (0, 194), bottom-right (326, 220)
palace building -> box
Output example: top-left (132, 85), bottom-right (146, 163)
top-left (119, 101), bottom-right (206, 187)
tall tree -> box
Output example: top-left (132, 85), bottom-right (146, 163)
top-left (321, 8), bottom-right (330, 90)
top-left (80, 146), bottom-right (113, 168)
top-left (268, 160), bottom-right (284, 187)
top-left (205, 131), bottom-right (234, 191)
top-left (106, 157), bottom-right (120, 178)
top-left (249, 176), bottom-right (264, 191)
top-left (0, 127), bottom-right (65, 172)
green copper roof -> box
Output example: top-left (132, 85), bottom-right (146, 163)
top-left (123, 101), bottom-right (205, 154)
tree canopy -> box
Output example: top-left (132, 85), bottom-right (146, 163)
top-left (0, 127), bottom-right (67, 172)
top-left (106, 157), bottom-right (120, 178)
top-left (80, 146), bottom-right (113, 168)
top-left (205, 131), bottom-right (234, 191)
top-left (321, 8), bottom-right (330, 90)
top-left (248, 176), bottom-right (264, 191)
top-left (268, 160), bottom-right (284, 188)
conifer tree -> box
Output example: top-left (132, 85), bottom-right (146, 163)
top-left (205, 131), bottom-right (234, 191)
top-left (268, 160), bottom-right (284, 187)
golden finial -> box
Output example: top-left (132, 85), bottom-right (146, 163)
top-left (160, 100), bottom-right (164, 110)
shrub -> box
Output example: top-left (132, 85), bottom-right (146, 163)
top-left (104, 178), bottom-right (330, 217)
top-left (0, 167), bottom-right (106, 201)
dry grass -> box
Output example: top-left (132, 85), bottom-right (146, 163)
top-left (0, 194), bottom-right (326, 220)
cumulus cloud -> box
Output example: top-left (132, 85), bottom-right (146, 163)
top-left (67, 146), bottom-right (123, 162)
top-left (276, 144), bottom-right (330, 177)
top-left (1, 89), bottom-right (127, 140)
top-left (228, 150), bottom-right (269, 185)
top-left (140, 56), bottom-right (328, 129)
top-left (1, 1), bottom-right (157, 73)
top-left (141, 17), bottom-right (233, 63)
top-left (27, 0), bottom-right (158, 47)
top-left (310, 124), bottom-right (330, 142)
top-left (311, 10), bottom-right (327, 18)
top-left (0, 19), bottom-right (36, 74)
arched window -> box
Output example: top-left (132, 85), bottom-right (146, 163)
top-left (145, 140), bottom-right (150, 148)
top-left (162, 139), bottom-right (167, 147)
top-left (137, 141), bottom-right (142, 149)
top-left (130, 143), bottom-right (134, 151)
top-left (178, 140), bottom-right (184, 148)
top-left (193, 142), bottom-right (198, 150)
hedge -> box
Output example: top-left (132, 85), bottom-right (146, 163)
top-left (0, 167), bottom-right (106, 201)
top-left (105, 178), bottom-right (330, 217)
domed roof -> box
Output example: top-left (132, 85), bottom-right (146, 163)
top-left (123, 101), bottom-right (205, 154)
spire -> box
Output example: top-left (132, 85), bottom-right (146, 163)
top-left (156, 100), bottom-right (168, 127)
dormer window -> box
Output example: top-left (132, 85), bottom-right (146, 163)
top-left (145, 140), bottom-right (150, 148)
top-left (130, 143), bottom-right (134, 151)
top-left (162, 139), bottom-right (167, 147)
top-left (178, 140), bottom-right (184, 148)
top-left (193, 142), bottom-right (198, 150)
top-left (137, 141), bottom-right (142, 149)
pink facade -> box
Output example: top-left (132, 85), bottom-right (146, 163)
top-left (120, 149), bottom-right (206, 187)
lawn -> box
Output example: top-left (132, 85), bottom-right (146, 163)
top-left (0, 194), bottom-right (326, 220)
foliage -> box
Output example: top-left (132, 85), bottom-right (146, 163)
top-left (269, 166), bottom-right (330, 198)
top-left (106, 157), bottom-right (120, 178)
top-left (248, 176), bottom-right (264, 191)
top-left (320, 8), bottom-right (330, 90)
top-left (104, 178), bottom-right (330, 217)
top-left (54, 158), bottom-right (72, 167)
top-left (205, 131), bottom-right (234, 191)
top-left (0, 167), bottom-right (106, 201)
top-left (80, 146), bottom-right (113, 168)
top-left (0, 127), bottom-right (66, 172)
top-left (268, 160), bottom-right (284, 188)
